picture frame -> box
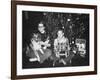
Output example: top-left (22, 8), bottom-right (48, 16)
top-left (11, 0), bottom-right (97, 80)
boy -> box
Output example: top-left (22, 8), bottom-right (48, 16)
top-left (54, 29), bottom-right (70, 65)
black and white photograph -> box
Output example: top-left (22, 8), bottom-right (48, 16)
top-left (11, 1), bottom-right (97, 79)
top-left (22, 11), bottom-right (89, 68)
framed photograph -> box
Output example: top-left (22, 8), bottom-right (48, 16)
top-left (11, 0), bottom-right (97, 80)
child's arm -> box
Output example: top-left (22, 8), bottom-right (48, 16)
top-left (39, 49), bottom-right (44, 54)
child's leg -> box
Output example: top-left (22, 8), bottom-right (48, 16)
top-left (29, 58), bottom-right (38, 62)
top-left (35, 51), bottom-right (40, 62)
top-left (59, 59), bottom-right (66, 65)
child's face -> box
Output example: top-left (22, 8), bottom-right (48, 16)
top-left (57, 30), bottom-right (64, 38)
top-left (38, 26), bottom-right (45, 33)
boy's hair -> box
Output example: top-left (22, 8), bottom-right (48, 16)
top-left (57, 29), bottom-right (64, 34)
top-left (38, 22), bottom-right (45, 28)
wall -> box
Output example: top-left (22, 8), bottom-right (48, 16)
top-left (0, 0), bottom-right (99, 80)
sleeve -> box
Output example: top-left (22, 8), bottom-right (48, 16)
top-left (66, 38), bottom-right (70, 50)
top-left (54, 39), bottom-right (58, 50)
top-left (54, 39), bottom-right (57, 46)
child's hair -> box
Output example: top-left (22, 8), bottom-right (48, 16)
top-left (57, 29), bottom-right (65, 36)
top-left (57, 29), bottom-right (64, 33)
top-left (38, 22), bottom-right (45, 28)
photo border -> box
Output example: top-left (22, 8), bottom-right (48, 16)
top-left (11, 0), bottom-right (97, 80)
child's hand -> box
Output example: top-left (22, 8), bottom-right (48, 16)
top-left (45, 40), bottom-right (49, 44)
top-left (43, 46), bottom-right (46, 50)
